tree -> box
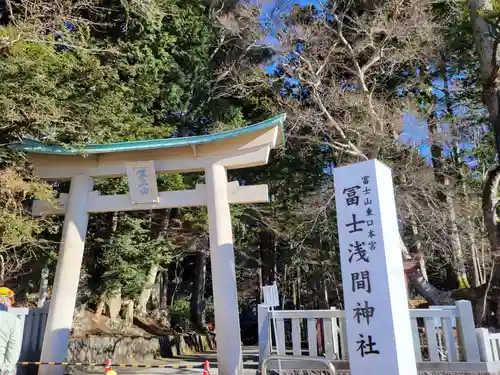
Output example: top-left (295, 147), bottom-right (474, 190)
top-left (0, 0), bottom-right (251, 330)
top-left (5, 0), bottom-right (499, 336)
top-left (457, 0), bottom-right (500, 323)
top-left (0, 168), bottom-right (53, 285)
top-left (215, 0), bottom-right (456, 300)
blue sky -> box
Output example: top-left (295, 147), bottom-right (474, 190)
top-left (260, 0), bottom-right (321, 12)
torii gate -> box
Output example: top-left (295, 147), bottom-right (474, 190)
top-left (15, 114), bottom-right (286, 375)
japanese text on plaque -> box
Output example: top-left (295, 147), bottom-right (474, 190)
top-left (135, 168), bottom-right (150, 196)
top-left (342, 175), bottom-right (380, 358)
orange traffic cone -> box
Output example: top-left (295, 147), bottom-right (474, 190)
top-left (203, 360), bottom-right (210, 375)
top-left (104, 359), bottom-right (112, 374)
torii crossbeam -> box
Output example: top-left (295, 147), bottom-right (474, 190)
top-left (14, 114), bottom-right (286, 375)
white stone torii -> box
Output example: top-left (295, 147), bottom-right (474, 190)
top-left (17, 114), bottom-right (286, 375)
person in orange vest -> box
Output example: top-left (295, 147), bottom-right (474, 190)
top-left (0, 287), bottom-right (22, 375)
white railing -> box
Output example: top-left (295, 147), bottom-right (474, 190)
top-left (258, 306), bottom-right (348, 361)
top-left (258, 300), bottom-right (491, 372)
top-left (409, 301), bottom-right (480, 364)
top-left (476, 328), bottom-right (500, 371)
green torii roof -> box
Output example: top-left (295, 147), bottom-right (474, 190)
top-left (13, 114), bottom-right (286, 156)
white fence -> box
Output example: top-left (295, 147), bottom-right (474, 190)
top-left (258, 300), bottom-right (500, 372)
top-left (476, 327), bottom-right (500, 369)
top-left (10, 307), bottom-right (49, 362)
top-left (10, 301), bottom-right (500, 372)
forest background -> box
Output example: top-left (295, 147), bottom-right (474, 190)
top-left (1, 0), bottom-right (500, 340)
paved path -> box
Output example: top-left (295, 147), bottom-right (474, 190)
top-left (75, 347), bottom-right (259, 375)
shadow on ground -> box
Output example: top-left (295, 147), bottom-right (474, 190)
top-left (170, 350), bottom-right (259, 370)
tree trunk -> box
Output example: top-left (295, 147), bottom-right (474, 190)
top-left (442, 57), bottom-right (471, 288)
top-left (467, 0), bottom-right (498, 122)
top-left (470, 218), bottom-right (484, 288)
top-left (406, 199), bottom-right (428, 282)
top-left (137, 264), bottom-right (159, 314)
top-left (136, 208), bottom-right (173, 314)
top-left (400, 172), bottom-right (429, 295)
top-left (465, 0), bottom-right (500, 326)
top-left (38, 266), bottom-right (49, 308)
top-left (259, 231), bottom-right (277, 286)
top-left (95, 292), bottom-right (106, 317)
top-left (428, 94), bottom-right (469, 288)
top-left (448, 199), bottom-right (470, 288)
top-left (482, 166), bottom-right (500, 282)
top-left (169, 259), bottom-right (183, 307)
top-left (400, 235), bottom-right (454, 304)
top-left (190, 240), bottom-right (209, 333)
top-left (468, 0), bottom-right (500, 273)
top-left (296, 266), bottom-right (302, 308)
top-left (160, 269), bottom-right (168, 310)
top-left (124, 300), bottom-right (134, 324)
top-left (108, 289), bottom-right (122, 321)
top-left (282, 265), bottom-right (287, 309)
top-left (406, 268), bottom-right (455, 304)
top-left (151, 271), bottom-right (161, 310)
top-left (94, 212), bottom-right (120, 319)
top-left (323, 278), bottom-right (329, 308)
top-left (257, 263), bottom-right (263, 304)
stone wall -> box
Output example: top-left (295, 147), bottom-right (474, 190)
top-left (160, 334), bottom-right (216, 357)
top-left (68, 334), bottom-right (215, 365)
top-left (69, 336), bottom-right (159, 364)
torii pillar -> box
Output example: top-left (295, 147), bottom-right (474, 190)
top-left (15, 114), bottom-right (286, 375)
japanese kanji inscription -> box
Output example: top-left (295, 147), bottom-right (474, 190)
top-left (333, 159), bottom-right (417, 375)
top-left (125, 161), bottom-right (160, 205)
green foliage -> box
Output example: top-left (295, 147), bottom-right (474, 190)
top-left (0, 168), bottom-right (55, 283)
top-left (0, 0), bottom-right (221, 147)
top-left (0, 39), bottom-right (153, 145)
top-left (169, 296), bottom-right (214, 330)
top-left (98, 215), bottom-right (173, 298)
top-left (211, 107), bottom-right (247, 132)
top-left (0, 169), bottom-right (53, 249)
top-left (478, 0), bottom-right (500, 22)
top-left (0, 0), bottom-right (227, 295)
top-left (169, 297), bottom-right (192, 329)
top-left (2, 0), bottom-right (495, 327)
